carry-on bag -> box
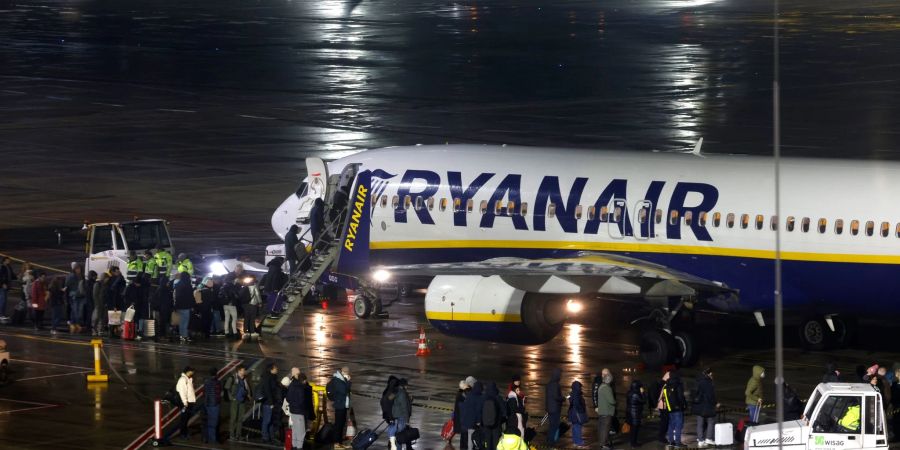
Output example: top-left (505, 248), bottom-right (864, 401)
top-left (351, 420), bottom-right (385, 450)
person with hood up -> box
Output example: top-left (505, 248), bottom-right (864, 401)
top-left (498, 416), bottom-right (528, 450)
top-left (392, 379), bottom-right (414, 450)
top-left (625, 380), bottom-right (646, 448)
top-left (545, 368), bottom-right (564, 444)
top-left (260, 259), bottom-right (288, 316)
top-left (482, 382), bottom-right (505, 450)
top-left (284, 225), bottom-right (300, 274)
top-left (567, 380), bottom-right (588, 447)
top-left (462, 381), bottom-right (485, 449)
top-left (823, 363), bottom-right (841, 383)
top-left (506, 383), bottom-right (526, 437)
top-left (663, 370), bottom-right (687, 447)
top-left (173, 272), bottom-right (195, 343)
top-left (745, 365), bottom-right (765, 422)
top-left (454, 380), bottom-right (470, 449)
top-left (310, 198), bottom-right (325, 244)
top-left (596, 372), bottom-right (616, 450)
top-left (383, 376), bottom-right (401, 450)
top-left (692, 368), bottom-right (718, 447)
top-left (326, 366), bottom-right (352, 448)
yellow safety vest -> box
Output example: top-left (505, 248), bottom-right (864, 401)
top-left (497, 434), bottom-right (528, 450)
top-left (177, 259), bottom-right (194, 276)
top-left (144, 258), bottom-right (158, 276)
top-left (839, 405), bottom-right (860, 431)
top-left (155, 250), bottom-right (173, 275)
top-left (126, 259), bottom-right (144, 275)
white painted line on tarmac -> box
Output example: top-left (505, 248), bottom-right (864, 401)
top-left (157, 108), bottom-right (197, 113)
top-left (17, 370), bottom-right (93, 382)
top-left (12, 358), bottom-right (93, 370)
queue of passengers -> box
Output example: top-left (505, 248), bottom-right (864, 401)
top-left (0, 251), bottom-right (290, 342)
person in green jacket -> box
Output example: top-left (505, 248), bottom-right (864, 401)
top-left (745, 365), bottom-right (765, 421)
top-left (595, 372), bottom-right (616, 450)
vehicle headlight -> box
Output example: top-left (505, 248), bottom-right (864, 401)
top-left (209, 262), bottom-right (228, 276)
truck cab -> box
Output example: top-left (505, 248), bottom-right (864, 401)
top-left (746, 383), bottom-right (888, 450)
top-left (84, 219), bottom-right (173, 277)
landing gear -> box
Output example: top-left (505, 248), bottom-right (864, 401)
top-left (799, 317), bottom-right (831, 350)
top-left (353, 296), bottom-right (373, 319)
top-left (639, 328), bottom-right (698, 368)
top-left (673, 330), bottom-right (698, 367)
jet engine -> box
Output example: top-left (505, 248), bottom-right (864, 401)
top-left (424, 275), bottom-right (568, 345)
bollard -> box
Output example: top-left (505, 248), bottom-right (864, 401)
top-left (86, 339), bottom-right (108, 383)
top-left (154, 400), bottom-right (162, 441)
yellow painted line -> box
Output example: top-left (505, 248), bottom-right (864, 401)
top-left (0, 252), bottom-right (68, 274)
top-left (0, 332), bottom-right (91, 346)
top-left (425, 311), bottom-right (522, 322)
top-left (371, 239), bottom-right (900, 265)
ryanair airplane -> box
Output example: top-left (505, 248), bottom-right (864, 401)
top-left (270, 144), bottom-right (900, 366)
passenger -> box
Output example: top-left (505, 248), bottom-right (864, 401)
top-left (174, 272), bottom-right (195, 343)
top-left (783, 382), bottom-right (803, 421)
top-left (454, 380), bottom-right (470, 450)
top-left (498, 417), bottom-right (528, 450)
top-left (506, 383), bottom-right (526, 437)
top-left (0, 256), bottom-right (17, 320)
top-left (48, 276), bottom-right (66, 335)
top-left (219, 274), bottom-right (240, 339)
top-left (286, 368), bottom-right (308, 450)
top-left (544, 368), bottom-right (564, 444)
top-left (83, 270), bottom-right (97, 334)
top-left (259, 363), bottom-right (281, 443)
top-left (107, 266), bottom-right (126, 320)
top-left (195, 278), bottom-right (215, 339)
top-left (593, 367), bottom-right (618, 439)
top-left (175, 366), bottom-right (198, 440)
top-left (877, 367), bottom-right (892, 407)
top-left (30, 272), bottom-right (48, 330)
top-left (203, 367), bottom-right (222, 444)
top-left (482, 382), bottom-right (504, 450)
top-left (124, 274), bottom-right (144, 339)
top-left (209, 276), bottom-right (224, 337)
top-left (224, 364), bottom-right (252, 442)
top-left (653, 371), bottom-right (670, 444)
top-left (663, 370), bottom-right (686, 447)
top-left (383, 376), bottom-right (401, 450)
top-left (19, 266), bottom-right (34, 325)
top-left (310, 198), bottom-right (325, 244)
top-left (462, 381), bottom-right (485, 449)
top-left (326, 366), bottom-right (352, 448)
top-left (284, 225), bottom-right (300, 274)
top-left (596, 371), bottom-right (616, 450)
top-left (155, 279), bottom-right (174, 340)
top-left (864, 365), bottom-right (879, 383)
top-left (891, 364), bottom-right (900, 442)
top-left (393, 378), bottom-right (414, 450)
top-left (260, 259), bottom-right (288, 316)
top-left (92, 272), bottom-right (108, 335)
top-left (567, 380), bottom-right (587, 447)
top-left (176, 253), bottom-right (194, 277)
top-left (745, 365), bottom-right (765, 422)
top-left (65, 264), bottom-right (85, 334)
top-left (239, 275), bottom-right (262, 339)
top-left (625, 380), bottom-right (645, 448)
top-left (822, 363), bottom-right (841, 383)
top-left (693, 368), bottom-right (718, 447)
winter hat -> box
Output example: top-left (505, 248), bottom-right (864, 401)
top-left (459, 380), bottom-right (468, 390)
top-left (465, 376), bottom-right (477, 387)
top-left (867, 365), bottom-right (879, 376)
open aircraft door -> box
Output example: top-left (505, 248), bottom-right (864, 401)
top-left (295, 157), bottom-right (330, 226)
top-left (608, 198), bottom-right (627, 240)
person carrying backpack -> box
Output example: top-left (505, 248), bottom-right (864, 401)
top-left (392, 379), bottom-right (414, 450)
top-left (326, 366), bottom-right (352, 448)
top-left (481, 383), bottom-right (505, 450)
top-left (663, 371), bottom-right (687, 447)
top-left (224, 365), bottom-right (252, 441)
top-left (462, 381), bottom-right (485, 449)
top-left (567, 381), bottom-right (588, 446)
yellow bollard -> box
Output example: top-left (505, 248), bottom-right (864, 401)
top-left (86, 339), bottom-right (108, 383)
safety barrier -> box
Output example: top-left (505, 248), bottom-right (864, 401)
top-left (85, 339), bottom-right (108, 383)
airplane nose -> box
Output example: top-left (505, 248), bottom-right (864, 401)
top-left (271, 195), bottom-right (301, 239)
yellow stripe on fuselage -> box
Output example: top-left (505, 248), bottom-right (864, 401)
top-left (371, 239), bottom-right (900, 265)
top-left (425, 311), bottom-right (523, 323)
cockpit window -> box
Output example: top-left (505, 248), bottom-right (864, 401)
top-left (295, 181), bottom-right (308, 198)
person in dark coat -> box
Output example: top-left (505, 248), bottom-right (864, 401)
top-left (567, 381), bottom-right (588, 446)
top-left (286, 368), bottom-right (308, 450)
top-left (545, 368), bottom-right (564, 444)
top-left (173, 272), bottom-right (194, 342)
top-left (258, 363), bottom-right (281, 443)
top-left (482, 382), bottom-right (505, 450)
top-left (653, 371), bottom-right (671, 444)
top-left (664, 371), bottom-right (687, 447)
top-left (124, 275), bottom-right (144, 338)
top-left (693, 368), bottom-right (718, 447)
top-left (154, 280), bottom-right (173, 339)
top-left (284, 225), bottom-right (300, 274)
top-left (310, 198), bottom-right (325, 244)
top-left (626, 380), bottom-right (646, 448)
top-left (326, 366), bottom-right (352, 446)
top-left (462, 381), bottom-right (485, 444)
top-left (260, 260), bottom-right (288, 315)
top-left (455, 380), bottom-right (470, 449)
top-left (196, 278), bottom-right (216, 339)
top-left (823, 363), bottom-right (841, 383)
top-left (506, 384), bottom-right (526, 437)
top-left (783, 382), bottom-right (804, 421)
top-left (203, 367), bottom-right (223, 444)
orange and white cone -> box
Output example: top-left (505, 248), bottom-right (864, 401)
top-left (415, 326), bottom-right (431, 357)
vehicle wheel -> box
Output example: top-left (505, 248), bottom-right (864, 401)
top-left (673, 331), bottom-right (699, 367)
top-left (399, 284), bottom-right (411, 298)
top-left (639, 329), bottom-right (676, 368)
top-left (799, 317), bottom-right (832, 350)
top-left (353, 296), bottom-right (372, 319)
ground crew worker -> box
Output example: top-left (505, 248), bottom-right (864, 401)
top-left (126, 252), bottom-right (144, 283)
top-left (838, 401), bottom-right (861, 432)
top-left (176, 253), bottom-right (194, 277)
top-left (142, 250), bottom-right (158, 281)
top-left (155, 246), bottom-right (173, 282)
top-left (498, 417), bottom-right (528, 450)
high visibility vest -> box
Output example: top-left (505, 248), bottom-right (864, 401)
top-left (177, 259), bottom-right (194, 276)
top-left (155, 250), bottom-right (173, 275)
top-left (126, 259), bottom-right (144, 278)
top-left (839, 405), bottom-right (860, 431)
top-left (497, 434), bottom-right (528, 450)
top-left (144, 258), bottom-right (158, 276)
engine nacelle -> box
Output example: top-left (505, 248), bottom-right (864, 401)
top-left (424, 275), bottom-right (568, 345)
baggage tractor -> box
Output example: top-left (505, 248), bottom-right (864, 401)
top-left (350, 420), bottom-right (385, 450)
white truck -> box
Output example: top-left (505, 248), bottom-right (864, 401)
top-left (745, 383), bottom-right (889, 450)
top-left (83, 219), bottom-right (174, 277)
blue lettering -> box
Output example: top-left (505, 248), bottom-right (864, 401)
top-left (666, 182), bottom-right (719, 241)
top-left (448, 171), bottom-right (494, 227)
top-left (480, 174), bottom-right (528, 230)
top-left (533, 176), bottom-right (587, 233)
top-left (395, 170), bottom-right (440, 224)
top-left (642, 181), bottom-right (666, 238)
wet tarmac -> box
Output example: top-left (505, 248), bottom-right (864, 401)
top-left (0, 298), bottom-right (899, 449)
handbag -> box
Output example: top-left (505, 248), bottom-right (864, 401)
top-left (621, 422), bottom-right (632, 434)
top-left (441, 418), bottom-right (455, 441)
top-left (107, 310), bottom-right (122, 326)
top-left (170, 311), bottom-right (181, 326)
top-left (123, 305), bottom-right (136, 323)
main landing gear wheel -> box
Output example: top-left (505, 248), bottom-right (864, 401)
top-left (799, 317), bottom-right (832, 350)
top-left (353, 296), bottom-right (373, 319)
top-left (639, 329), bottom-right (677, 368)
top-left (673, 331), bottom-right (698, 367)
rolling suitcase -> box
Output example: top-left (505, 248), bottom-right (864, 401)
top-left (715, 422), bottom-right (734, 446)
top-left (316, 421), bottom-right (335, 444)
top-left (242, 401), bottom-right (264, 439)
top-left (351, 420), bottom-right (385, 450)
top-left (121, 320), bottom-right (136, 340)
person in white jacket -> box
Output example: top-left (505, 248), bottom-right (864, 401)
top-left (175, 366), bottom-right (197, 439)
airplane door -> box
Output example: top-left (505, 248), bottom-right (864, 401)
top-left (634, 200), bottom-right (652, 240)
top-left (305, 157), bottom-right (329, 200)
top-left (608, 199), bottom-right (627, 240)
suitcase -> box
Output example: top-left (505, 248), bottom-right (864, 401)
top-left (284, 428), bottom-right (292, 449)
top-left (395, 426), bottom-right (420, 445)
top-left (715, 422), bottom-right (734, 446)
top-left (735, 417), bottom-right (757, 443)
top-left (351, 420), bottom-right (385, 450)
top-left (242, 401), bottom-right (264, 438)
top-left (142, 319), bottom-right (156, 337)
top-left (121, 321), bottom-right (136, 340)
top-left (316, 421), bottom-right (335, 444)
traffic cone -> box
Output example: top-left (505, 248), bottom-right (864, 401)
top-left (416, 326), bottom-right (431, 357)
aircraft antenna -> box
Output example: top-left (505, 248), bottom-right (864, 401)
top-left (773, 0), bottom-right (785, 445)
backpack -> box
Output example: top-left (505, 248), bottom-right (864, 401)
top-left (483, 397), bottom-right (501, 428)
top-left (325, 378), bottom-right (337, 401)
top-left (381, 392), bottom-right (395, 420)
top-left (164, 379), bottom-right (185, 409)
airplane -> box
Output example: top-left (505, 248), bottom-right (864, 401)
top-left (269, 144), bottom-right (900, 366)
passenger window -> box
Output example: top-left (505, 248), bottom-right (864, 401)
top-left (655, 209), bottom-right (662, 224)
top-left (588, 206), bottom-right (596, 221)
top-left (850, 220), bottom-right (859, 235)
top-left (575, 205), bottom-right (583, 220)
top-left (600, 206), bottom-right (609, 221)
top-left (639, 208), bottom-right (648, 224)
top-left (669, 210), bottom-right (679, 226)
top-left (865, 395), bottom-right (884, 435)
top-left (381, 195), bottom-right (388, 208)
top-left (801, 217), bottom-right (810, 233)
top-left (415, 196), bottom-right (423, 211)
top-left (521, 202), bottom-right (528, 216)
top-left (818, 218), bottom-right (827, 234)
top-left (494, 200), bottom-right (502, 215)
top-left (614, 206), bottom-right (623, 222)
top-left (427, 197), bottom-right (434, 211)
top-left (786, 216), bottom-right (795, 232)
top-left (896, 223), bottom-right (900, 238)
top-left (726, 213), bottom-right (735, 228)
top-left (479, 200), bottom-right (488, 214)
top-left (684, 211), bottom-right (693, 226)
top-left (834, 219), bottom-right (844, 235)
top-left (392, 195), bottom-right (399, 209)
top-left (740, 214), bottom-right (749, 229)
top-left (713, 212), bottom-right (721, 227)
top-left (881, 222), bottom-right (890, 237)
top-left (466, 199), bottom-right (474, 213)
top-left (507, 201), bottom-right (516, 215)
top-left (548, 203), bottom-right (557, 218)
top-left (404, 195), bottom-right (412, 210)
top-left (866, 220), bottom-right (874, 237)
top-left (453, 197), bottom-right (461, 212)
top-left (439, 198), bottom-right (448, 212)
top-left (812, 395), bottom-right (862, 434)
top-left (770, 216), bottom-right (778, 231)
top-left (756, 214), bottom-right (764, 230)
top-left (699, 212), bottom-right (707, 227)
